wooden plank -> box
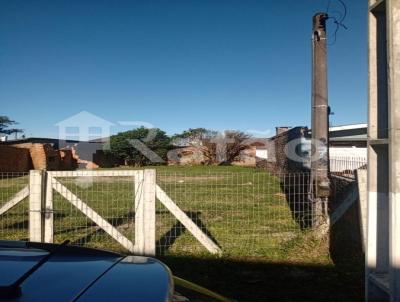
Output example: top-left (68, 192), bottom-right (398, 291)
top-left (133, 169), bottom-right (156, 256)
top-left (52, 178), bottom-right (134, 252)
top-left (134, 170), bottom-right (144, 254)
top-left (143, 169), bottom-right (156, 256)
top-left (44, 172), bottom-right (54, 243)
top-left (49, 170), bottom-right (139, 177)
top-left (29, 170), bottom-right (43, 242)
top-left (156, 185), bottom-right (222, 255)
top-left (0, 186), bottom-right (29, 216)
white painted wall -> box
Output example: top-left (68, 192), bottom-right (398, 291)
top-left (330, 147), bottom-right (367, 158)
top-left (255, 149), bottom-right (268, 159)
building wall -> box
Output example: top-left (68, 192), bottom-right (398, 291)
top-left (20, 143), bottom-right (62, 170)
top-left (0, 145), bottom-right (31, 172)
top-left (168, 146), bottom-right (206, 165)
top-left (0, 142), bottom-right (77, 171)
top-left (268, 127), bottom-right (309, 173)
top-left (231, 146), bottom-right (257, 166)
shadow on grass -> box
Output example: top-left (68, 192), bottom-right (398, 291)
top-left (156, 211), bottom-right (221, 255)
top-left (279, 174), bottom-right (312, 230)
top-left (328, 177), bottom-right (364, 268)
top-left (69, 212), bottom-right (135, 245)
top-left (160, 255), bottom-right (364, 302)
top-left (4, 212), bottom-right (67, 230)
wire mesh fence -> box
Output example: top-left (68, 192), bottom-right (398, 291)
top-left (51, 172), bottom-right (136, 253)
top-left (156, 171), bottom-right (312, 257)
top-left (0, 172), bottom-right (29, 241)
top-left (0, 170), bottom-right (314, 258)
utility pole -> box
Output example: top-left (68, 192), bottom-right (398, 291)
top-left (311, 13), bottom-right (330, 228)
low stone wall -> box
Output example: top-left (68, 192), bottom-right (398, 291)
top-left (0, 145), bottom-right (31, 172)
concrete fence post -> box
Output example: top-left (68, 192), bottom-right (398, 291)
top-left (29, 170), bottom-right (43, 242)
top-left (134, 169), bottom-right (156, 256)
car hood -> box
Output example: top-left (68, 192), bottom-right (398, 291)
top-left (0, 241), bottom-right (173, 302)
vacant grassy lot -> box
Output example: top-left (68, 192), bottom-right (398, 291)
top-left (0, 166), bottom-right (309, 256)
top-left (0, 166), bottom-right (363, 301)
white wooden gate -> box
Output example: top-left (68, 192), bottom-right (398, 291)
top-left (0, 170), bottom-right (221, 256)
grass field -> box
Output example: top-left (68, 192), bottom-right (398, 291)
top-left (0, 166), bottom-right (310, 257)
top-left (0, 166), bottom-right (363, 301)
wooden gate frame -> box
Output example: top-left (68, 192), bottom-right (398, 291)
top-left (23, 169), bottom-right (221, 256)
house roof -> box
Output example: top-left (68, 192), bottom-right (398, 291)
top-left (329, 123), bottom-right (367, 131)
top-left (0, 137), bottom-right (80, 145)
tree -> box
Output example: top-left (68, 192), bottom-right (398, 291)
top-left (172, 128), bottom-right (251, 165)
top-left (108, 127), bottom-right (171, 166)
top-left (171, 128), bottom-right (217, 147)
top-left (0, 116), bottom-right (23, 138)
top-left (202, 130), bottom-right (252, 164)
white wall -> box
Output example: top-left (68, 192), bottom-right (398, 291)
top-left (255, 149), bottom-right (268, 159)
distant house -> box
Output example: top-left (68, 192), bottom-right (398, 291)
top-left (264, 124), bottom-right (368, 173)
top-left (168, 136), bottom-right (270, 167)
top-left (327, 123), bottom-right (367, 173)
top-left (231, 138), bottom-right (270, 167)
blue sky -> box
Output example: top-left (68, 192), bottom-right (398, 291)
top-left (0, 0), bottom-right (367, 138)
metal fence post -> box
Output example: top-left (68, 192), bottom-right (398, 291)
top-left (29, 170), bottom-right (43, 242)
top-left (134, 169), bottom-right (156, 256)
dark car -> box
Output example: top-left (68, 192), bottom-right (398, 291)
top-left (0, 240), bottom-right (232, 302)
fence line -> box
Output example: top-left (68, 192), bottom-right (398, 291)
top-left (1, 169), bottom-right (316, 257)
top-left (0, 172), bottom-right (29, 241)
top-left (155, 171), bottom-right (312, 256)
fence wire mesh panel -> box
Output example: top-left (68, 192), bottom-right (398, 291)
top-left (0, 172), bottom-right (29, 241)
top-left (51, 173), bottom-right (136, 253)
top-left (156, 171), bottom-right (312, 257)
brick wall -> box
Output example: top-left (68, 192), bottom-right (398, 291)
top-left (0, 145), bottom-right (31, 172)
top-left (43, 144), bottom-right (61, 170)
top-left (26, 143), bottom-right (62, 170)
top-left (3, 142), bottom-right (76, 171)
